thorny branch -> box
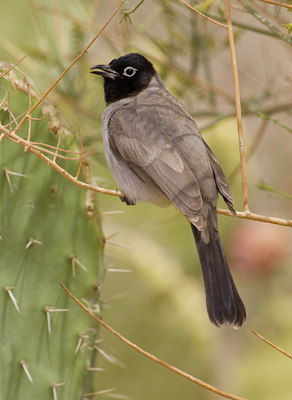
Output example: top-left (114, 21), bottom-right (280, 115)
top-left (1, 119), bottom-right (291, 227)
top-left (60, 283), bottom-right (247, 400)
top-left (0, 124), bottom-right (119, 197)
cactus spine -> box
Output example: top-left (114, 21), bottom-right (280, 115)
top-left (0, 68), bottom-right (104, 399)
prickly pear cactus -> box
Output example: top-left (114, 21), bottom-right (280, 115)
top-left (0, 70), bottom-right (104, 399)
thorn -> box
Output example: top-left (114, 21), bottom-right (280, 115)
top-left (20, 360), bottom-right (33, 383)
top-left (105, 240), bottom-right (135, 251)
top-left (75, 333), bottom-right (84, 355)
top-left (95, 346), bottom-right (124, 368)
top-left (3, 167), bottom-right (13, 193)
top-left (83, 388), bottom-right (115, 397)
top-left (2, 167), bottom-right (27, 193)
top-left (107, 268), bottom-right (131, 273)
top-left (87, 366), bottom-right (105, 372)
top-left (45, 307), bottom-right (52, 334)
top-left (6, 286), bottom-right (20, 313)
top-left (104, 231), bottom-right (121, 241)
top-left (26, 237), bottom-right (43, 249)
top-left (51, 382), bottom-right (64, 400)
top-left (3, 168), bottom-right (27, 178)
top-left (107, 393), bottom-right (132, 399)
top-left (70, 254), bottom-right (88, 278)
top-left (45, 307), bottom-right (69, 335)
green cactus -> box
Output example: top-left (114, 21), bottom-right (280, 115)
top-left (0, 70), bottom-right (104, 399)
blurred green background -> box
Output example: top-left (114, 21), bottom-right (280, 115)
top-left (1, 0), bottom-right (291, 399)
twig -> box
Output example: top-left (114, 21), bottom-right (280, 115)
top-left (257, 112), bottom-right (292, 134)
top-left (14, 1), bottom-right (124, 134)
top-left (203, 11), bottom-right (285, 38)
top-left (0, 125), bottom-right (120, 197)
top-left (2, 124), bottom-right (291, 228)
top-left (258, 0), bottom-right (292, 9)
top-left (217, 208), bottom-right (292, 227)
top-left (225, 0), bottom-right (249, 212)
top-left (121, 0), bottom-right (145, 23)
top-left (239, 0), bottom-right (292, 45)
top-left (257, 181), bottom-right (292, 200)
top-left (251, 330), bottom-right (292, 359)
top-left (60, 283), bottom-right (247, 400)
top-left (0, 55), bottom-right (27, 79)
top-left (178, 0), bottom-right (228, 29)
top-left (27, 141), bottom-right (81, 154)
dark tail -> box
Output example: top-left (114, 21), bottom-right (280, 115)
top-left (191, 224), bottom-right (246, 327)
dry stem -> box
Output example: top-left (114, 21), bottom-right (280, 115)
top-left (225, 0), bottom-right (249, 212)
top-left (217, 208), bottom-right (292, 228)
top-left (178, 0), bottom-right (228, 29)
top-left (1, 123), bottom-right (291, 227)
top-left (0, 124), bottom-right (119, 196)
top-left (251, 330), bottom-right (292, 359)
top-left (14, 2), bottom-right (124, 134)
top-left (60, 283), bottom-right (247, 400)
top-left (0, 55), bottom-right (26, 79)
top-left (258, 0), bottom-right (292, 8)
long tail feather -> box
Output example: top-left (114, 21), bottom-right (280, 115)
top-left (191, 224), bottom-right (246, 327)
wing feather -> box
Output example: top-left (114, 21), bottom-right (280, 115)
top-left (108, 104), bottom-right (205, 227)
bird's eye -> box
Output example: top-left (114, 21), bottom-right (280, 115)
top-left (123, 66), bottom-right (137, 77)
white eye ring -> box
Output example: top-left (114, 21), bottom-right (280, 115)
top-left (123, 66), bottom-right (137, 77)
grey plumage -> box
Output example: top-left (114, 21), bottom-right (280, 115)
top-left (91, 53), bottom-right (246, 327)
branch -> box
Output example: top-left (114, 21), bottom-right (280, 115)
top-left (258, 0), bottom-right (292, 9)
top-left (14, 1), bottom-right (124, 134)
top-left (0, 55), bottom-right (27, 79)
top-left (251, 330), bottom-right (292, 359)
top-left (225, 0), bottom-right (249, 212)
top-left (217, 208), bottom-right (292, 228)
top-left (0, 125), bottom-right (120, 198)
top-left (60, 283), bottom-right (247, 400)
top-left (239, 0), bottom-right (292, 45)
top-left (2, 125), bottom-right (292, 228)
top-left (178, 0), bottom-right (228, 29)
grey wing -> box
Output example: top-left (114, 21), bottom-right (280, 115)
top-left (204, 142), bottom-right (237, 216)
top-left (108, 105), bottom-right (204, 229)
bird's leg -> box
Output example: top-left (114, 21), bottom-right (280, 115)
top-left (120, 194), bottom-right (136, 206)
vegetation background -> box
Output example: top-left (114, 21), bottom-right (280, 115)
top-left (0, 0), bottom-right (291, 399)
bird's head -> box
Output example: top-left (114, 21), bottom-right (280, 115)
top-left (90, 53), bottom-right (156, 103)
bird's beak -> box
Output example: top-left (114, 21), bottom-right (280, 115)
top-left (90, 64), bottom-right (120, 80)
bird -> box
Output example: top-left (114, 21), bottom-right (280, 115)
top-left (90, 53), bottom-right (246, 327)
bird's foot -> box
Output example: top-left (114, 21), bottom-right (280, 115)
top-left (120, 195), bottom-right (136, 206)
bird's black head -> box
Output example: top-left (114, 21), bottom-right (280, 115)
top-left (90, 53), bottom-right (156, 103)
